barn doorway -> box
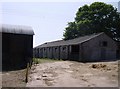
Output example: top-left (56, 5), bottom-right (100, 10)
top-left (71, 45), bottom-right (79, 61)
top-left (116, 50), bottom-right (120, 59)
top-left (100, 48), bottom-right (106, 60)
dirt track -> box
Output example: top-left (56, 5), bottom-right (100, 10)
top-left (26, 61), bottom-right (118, 87)
top-left (2, 69), bottom-right (26, 87)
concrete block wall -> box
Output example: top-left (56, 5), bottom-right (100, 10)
top-left (82, 33), bottom-right (117, 61)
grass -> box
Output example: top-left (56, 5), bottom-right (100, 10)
top-left (33, 58), bottom-right (63, 64)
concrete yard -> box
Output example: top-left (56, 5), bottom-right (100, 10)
top-left (26, 60), bottom-right (118, 87)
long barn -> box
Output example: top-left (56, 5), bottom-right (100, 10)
top-left (1, 24), bottom-right (34, 71)
top-left (34, 32), bottom-right (118, 62)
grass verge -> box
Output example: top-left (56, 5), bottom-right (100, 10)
top-left (33, 58), bottom-right (63, 64)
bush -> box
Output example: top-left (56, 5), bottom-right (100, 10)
top-left (32, 58), bottom-right (63, 64)
top-left (33, 58), bottom-right (41, 64)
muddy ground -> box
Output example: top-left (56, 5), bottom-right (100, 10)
top-left (26, 60), bottom-right (118, 87)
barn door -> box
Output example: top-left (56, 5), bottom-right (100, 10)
top-left (100, 48), bottom-right (106, 60)
top-left (71, 45), bottom-right (79, 61)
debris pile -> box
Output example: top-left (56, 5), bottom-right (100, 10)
top-left (91, 64), bottom-right (107, 69)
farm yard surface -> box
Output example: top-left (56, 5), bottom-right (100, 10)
top-left (26, 59), bottom-right (118, 87)
top-left (2, 69), bottom-right (26, 87)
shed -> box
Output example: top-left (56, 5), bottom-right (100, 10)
top-left (34, 32), bottom-right (117, 62)
top-left (1, 24), bottom-right (34, 71)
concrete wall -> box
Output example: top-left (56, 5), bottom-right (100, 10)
top-left (60, 46), bottom-right (68, 60)
top-left (46, 47), bottom-right (52, 59)
top-left (34, 45), bottom-right (69, 60)
top-left (33, 48), bottom-right (39, 58)
top-left (43, 47), bottom-right (47, 58)
top-left (82, 33), bottom-right (117, 61)
top-left (52, 47), bottom-right (59, 59)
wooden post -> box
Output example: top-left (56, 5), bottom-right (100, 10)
top-left (25, 63), bottom-right (29, 83)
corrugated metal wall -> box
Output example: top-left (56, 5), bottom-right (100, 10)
top-left (2, 33), bottom-right (33, 71)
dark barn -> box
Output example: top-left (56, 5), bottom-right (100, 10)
top-left (1, 24), bottom-right (34, 71)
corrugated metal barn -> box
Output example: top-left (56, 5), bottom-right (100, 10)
top-left (1, 24), bottom-right (34, 71)
top-left (34, 32), bottom-right (118, 62)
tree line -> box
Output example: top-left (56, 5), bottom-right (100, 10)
top-left (63, 2), bottom-right (120, 42)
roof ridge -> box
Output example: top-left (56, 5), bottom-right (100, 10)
top-left (65, 32), bottom-right (104, 41)
top-left (77, 32), bottom-right (104, 44)
top-left (45, 40), bottom-right (63, 43)
top-left (2, 24), bottom-right (32, 28)
top-left (1, 24), bottom-right (34, 35)
top-left (34, 32), bottom-right (104, 48)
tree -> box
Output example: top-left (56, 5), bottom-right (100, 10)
top-left (63, 22), bottom-right (78, 40)
top-left (63, 2), bottom-right (120, 41)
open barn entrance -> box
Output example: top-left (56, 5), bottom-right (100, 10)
top-left (70, 45), bottom-right (79, 61)
top-left (116, 50), bottom-right (120, 59)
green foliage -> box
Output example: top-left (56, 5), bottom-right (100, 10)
top-left (33, 58), bottom-right (41, 64)
top-left (63, 2), bottom-right (120, 41)
top-left (32, 58), bottom-right (63, 64)
top-left (63, 22), bottom-right (78, 40)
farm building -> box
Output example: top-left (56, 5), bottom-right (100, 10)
top-left (34, 32), bottom-right (118, 62)
top-left (117, 42), bottom-right (120, 59)
top-left (1, 24), bottom-right (34, 71)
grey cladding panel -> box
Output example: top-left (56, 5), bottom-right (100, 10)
top-left (0, 24), bottom-right (34, 35)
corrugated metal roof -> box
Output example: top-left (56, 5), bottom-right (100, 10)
top-left (0, 24), bottom-right (34, 35)
top-left (35, 32), bottom-right (104, 48)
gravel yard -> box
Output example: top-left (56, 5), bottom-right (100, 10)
top-left (2, 69), bottom-right (26, 87)
top-left (26, 60), bottom-right (118, 87)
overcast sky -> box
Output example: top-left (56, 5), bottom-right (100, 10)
top-left (0, 0), bottom-right (120, 47)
